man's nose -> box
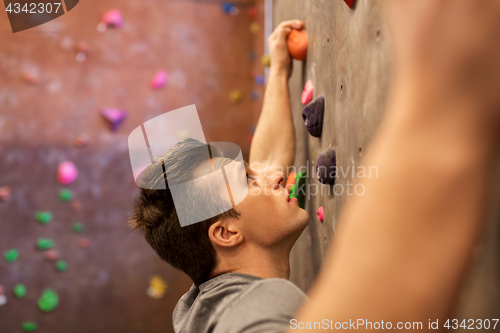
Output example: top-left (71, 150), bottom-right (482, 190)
top-left (269, 171), bottom-right (284, 185)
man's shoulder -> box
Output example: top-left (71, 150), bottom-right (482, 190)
top-left (173, 273), bottom-right (266, 333)
top-left (243, 277), bottom-right (306, 300)
top-left (213, 278), bottom-right (307, 333)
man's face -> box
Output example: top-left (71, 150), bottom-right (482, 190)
top-left (196, 157), bottom-right (310, 248)
top-left (237, 162), bottom-right (310, 248)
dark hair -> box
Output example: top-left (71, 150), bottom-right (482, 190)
top-left (129, 138), bottom-right (240, 285)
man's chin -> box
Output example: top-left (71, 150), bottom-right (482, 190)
top-left (293, 210), bottom-right (311, 233)
top-left (298, 209), bottom-right (310, 225)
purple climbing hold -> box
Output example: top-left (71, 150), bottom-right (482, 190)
top-left (250, 90), bottom-right (259, 100)
top-left (254, 74), bottom-right (264, 85)
top-left (302, 95), bottom-right (324, 138)
top-left (222, 3), bottom-right (238, 15)
top-left (316, 148), bottom-right (336, 185)
top-left (101, 108), bottom-right (127, 132)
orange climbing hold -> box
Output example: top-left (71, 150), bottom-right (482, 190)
top-left (285, 172), bottom-right (296, 190)
top-left (287, 29), bottom-right (308, 61)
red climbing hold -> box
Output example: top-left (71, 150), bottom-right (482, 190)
top-left (78, 238), bottom-right (90, 249)
top-left (76, 41), bottom-right (89, 55)
top-left (344, 0), bottom-right (355, 8)
top-left (57, 161), bottom-right (78, 185)
top-left (74, 134), bottom-right (89, 147)
top-left (44, 249), bottom-right (59, 262)
top-left (72, 200), bottom-right (82, 213)
top-left (301, 80), bottom-right (314, 105)
top-left (316, 206), bottom-right (324, 222)
top-left (249, 6), bottom-right (258, 20)
top-left (101, 108), bottom-right (127, 132)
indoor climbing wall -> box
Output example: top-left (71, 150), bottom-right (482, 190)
top-left (274, 0), bottom-right (500, 325)
top-left (0, 0), bottom-right (265, 332)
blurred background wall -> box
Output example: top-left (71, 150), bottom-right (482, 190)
top-left (0, 0), bottom-right (265, 332)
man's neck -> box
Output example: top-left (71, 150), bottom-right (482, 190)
top-left (211, 243), bottom-right (292, 280)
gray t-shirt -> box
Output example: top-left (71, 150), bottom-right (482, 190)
top-left (172, 273), bottom-right (307, 333)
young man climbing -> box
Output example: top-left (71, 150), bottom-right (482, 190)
top-left (130, 19), bottom-right (310, 333)
top-left (130, 0), bottom-right (500, 331)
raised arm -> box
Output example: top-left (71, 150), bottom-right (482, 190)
top-left (289, 0), bottom-right (500, 330)
top-left (249, 20), bottom-right (304, 172)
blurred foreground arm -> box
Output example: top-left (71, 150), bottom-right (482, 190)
top-left (249, 20), bottom-right (304, 172)
top-left (290, 0), bottom-right (500, 330)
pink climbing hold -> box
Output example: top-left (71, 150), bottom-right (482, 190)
top-left (57, 161), bottom-right (78, 185)
top-left (316, 206), bottom-right (324, 222)
top-left (101, 108), bottom-right (127, 131)
top-left (301, 80), bottom-right (314, 105)
top-left (100, 9), bottom-right (123, 28)
top-left (150, 70), bottom-right (168, 89)
top-left (0, 186), bottom-right (11, 202)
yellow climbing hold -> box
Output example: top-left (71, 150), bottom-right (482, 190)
top-left (147, 275), bottom-right (168, 299)
top-left (261, 54), bottom-right (271, 67)
top-left (229, 90), bottom-right (244, 103)
top-left (250, 22), bottom-right (260, 34)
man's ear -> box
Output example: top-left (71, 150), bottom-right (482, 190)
top-left (208, 220), bottom-right (243, 248)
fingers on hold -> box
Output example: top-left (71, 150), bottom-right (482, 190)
top-left (294, 20), bottom-right (305, 28)
top-left (279, 19), bottom-right (303, 29)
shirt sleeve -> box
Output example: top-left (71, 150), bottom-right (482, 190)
top-left (213, 278), bottom-right (307, 333)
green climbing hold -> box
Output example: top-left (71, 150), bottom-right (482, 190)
top-left (34, 212), bottom-right (52, 224)
top-left (21, 322), bottom-right (37, 332)
top-left (14, 284), bottom-right (27, 298)
top-left (55, 260), bottom-right (68, 272)
top-left (72, 222), bottom-right (85, 233)
top-left (289, 184), bottom-right (297, 199)
top-left (295, 170), bottom-right (307, 209)
top-left (58, 189), bottom-right (73, 201)
top-left (38, 288), bottom-right (58, 312)
top-left (37, 238), bottom-right (54, 250)
top-left (4, 249), bottom-right (19, 263)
